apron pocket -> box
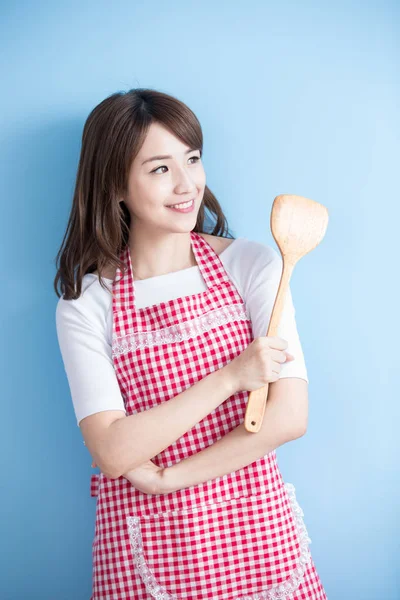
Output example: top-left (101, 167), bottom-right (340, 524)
top-left (126, 482), bottom-right (312, 600)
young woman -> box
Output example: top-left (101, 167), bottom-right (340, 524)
top-left (55, 88), bottom-right (327, 599)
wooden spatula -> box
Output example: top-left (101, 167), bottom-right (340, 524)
top-left (244, 194), bottom-right (329, 433)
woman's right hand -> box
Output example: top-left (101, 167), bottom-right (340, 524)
top-left (223, 336), bottom-right (295, 393)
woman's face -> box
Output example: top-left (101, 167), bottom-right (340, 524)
top-left (122, 122), bottom-right (206, 234)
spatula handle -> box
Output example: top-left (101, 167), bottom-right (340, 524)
top-left (244, 261), bottom-right (293, 432)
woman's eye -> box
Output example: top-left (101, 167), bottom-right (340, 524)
top-left (151, 156), bottom-right (200, 174)
top-left (152, 166), bottom-right (168, 174)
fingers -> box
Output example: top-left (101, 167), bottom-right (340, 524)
top-left (270, 349), bottom-right (294, 363)
top-left (268, 337), bottom-right (294, 363)
top-left (268, 336), bottom-right (289, 351)
top-left (271, 349), bottom-right (295, 379)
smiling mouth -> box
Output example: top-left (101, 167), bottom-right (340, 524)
top-left (166, 198), bottom-right (195, 209)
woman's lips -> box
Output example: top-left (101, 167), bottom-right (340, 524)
top-left (166, 198), bottom-right (195, 213)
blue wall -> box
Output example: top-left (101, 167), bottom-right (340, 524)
top-left (1, 1), bottom-right (398, 598)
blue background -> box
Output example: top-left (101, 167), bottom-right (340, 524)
top-left (1, 1), bottom-right (398, 598)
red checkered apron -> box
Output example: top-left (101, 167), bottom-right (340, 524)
top-left (90, 231), bottom-right (327, 599)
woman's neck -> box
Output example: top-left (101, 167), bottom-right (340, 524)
top-left (128, 230), bottom-right (196, 281)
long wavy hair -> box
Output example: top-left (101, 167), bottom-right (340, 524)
top-left (53, 88), bottom-right (234, 300)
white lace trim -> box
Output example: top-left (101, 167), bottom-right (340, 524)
top-left (126, 482), bottom-right (312, 600)
top-left (112, 303), bottom-right (250, 357)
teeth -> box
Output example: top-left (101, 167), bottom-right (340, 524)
top-left (169, 199), bottom-right (194, 209)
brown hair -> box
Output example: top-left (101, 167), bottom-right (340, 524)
top-left (53, 88), bottom-right (234, 300)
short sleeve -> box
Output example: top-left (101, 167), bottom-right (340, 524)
top-left (244, 246), bottom-right (309, 382)
top-left (55, 285), bottom-right (126, 427)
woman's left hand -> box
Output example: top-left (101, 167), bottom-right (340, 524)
top-left (123, 459), bottom-right (165, 495)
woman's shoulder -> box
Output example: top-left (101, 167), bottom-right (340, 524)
top-left (56, 274), bottom-right (112, 325)
top-left (211, 233), bottom-right (281, 267)
top-left (197, 232), bottom-right (236, 255)
top-left (201, 234), bottom-right (282, 284)
top-left (217, 236), bottom-right (283, 292)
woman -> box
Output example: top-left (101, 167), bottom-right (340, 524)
top-left (55, 88), bottom-right (327, 599)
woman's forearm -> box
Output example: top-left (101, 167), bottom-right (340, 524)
top-left (161, 379), bottom-right (307, 493)
top-left (162, 422), bottom-right (284, 492)
top-left (99, 365), bottom-right (236, 479)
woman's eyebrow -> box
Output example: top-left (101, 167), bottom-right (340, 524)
top-left (141, 148), bottom-right (199, 166)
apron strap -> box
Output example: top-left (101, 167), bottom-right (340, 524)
top-left (90, 474), bottom-right (100, 497)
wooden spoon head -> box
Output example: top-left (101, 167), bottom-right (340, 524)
top-left (271, 194), bottom-right (329, 264)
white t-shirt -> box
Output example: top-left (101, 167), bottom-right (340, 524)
top-left (56, 237), bottom-right (308, 427)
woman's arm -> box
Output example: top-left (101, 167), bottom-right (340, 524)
top-left (161, 377), bottom-right (308, 494)
top-left (81, 365), bottom-right (238, 479)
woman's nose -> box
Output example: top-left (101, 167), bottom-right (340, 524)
top-left (173, 167), bottom-right (197, 193)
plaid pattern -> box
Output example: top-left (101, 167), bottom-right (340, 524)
top-left (90, 231), bottom-right (327, 599)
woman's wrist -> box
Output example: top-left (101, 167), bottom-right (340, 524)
top-left (219, 362), bottom-right (240, 397)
